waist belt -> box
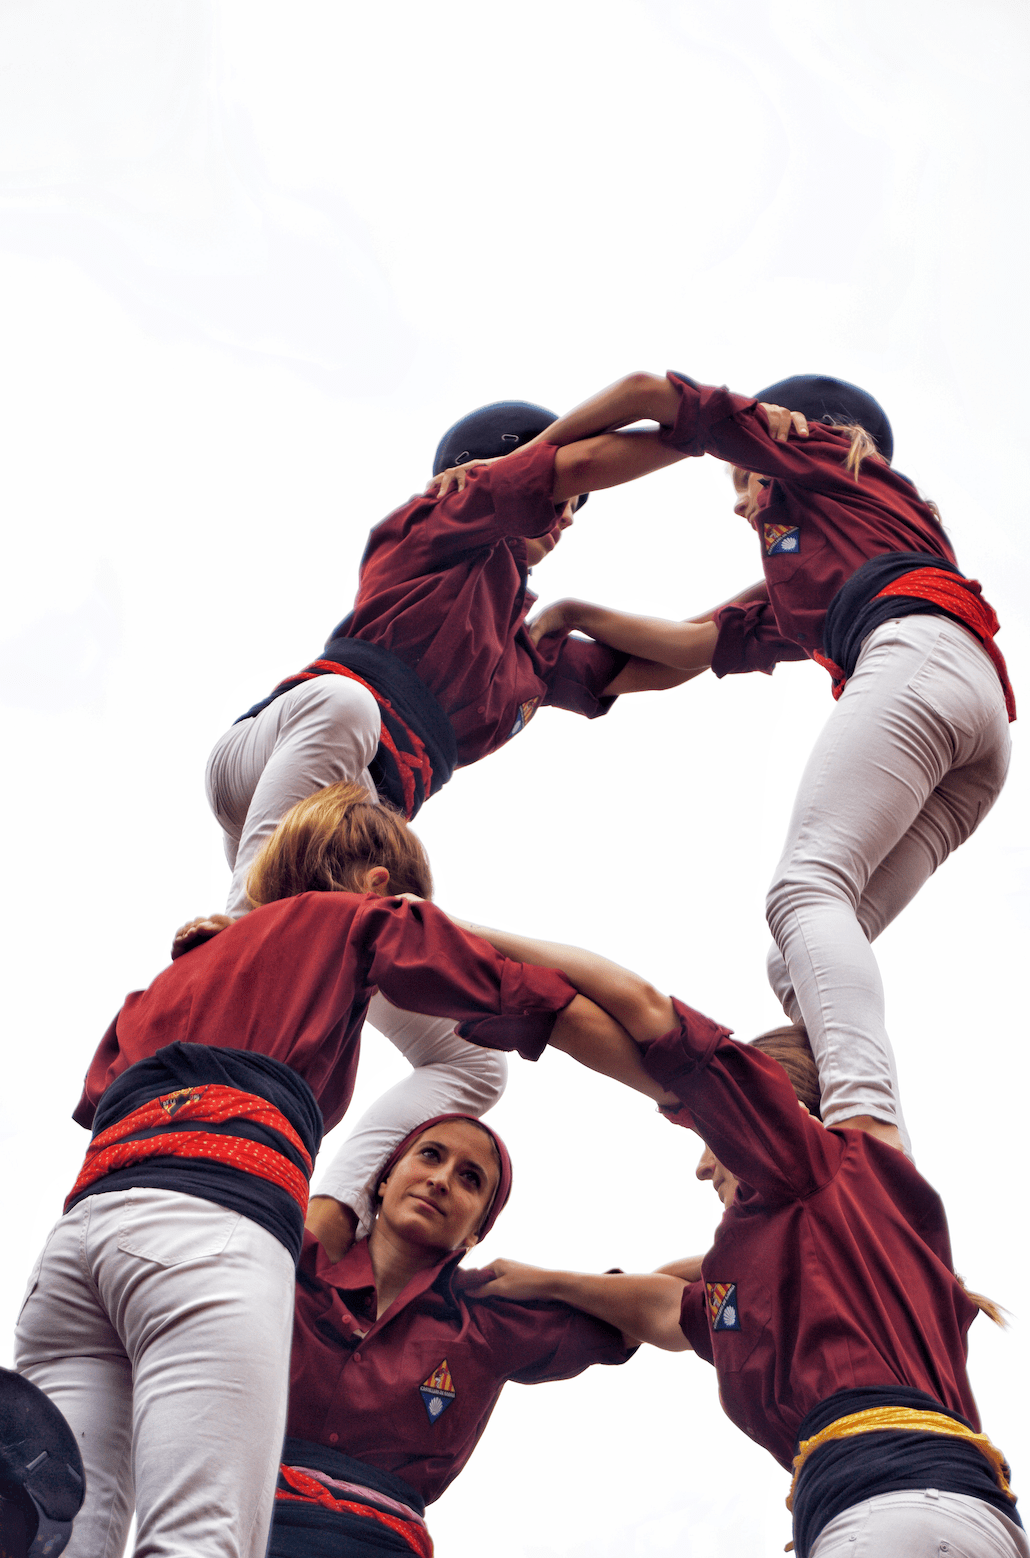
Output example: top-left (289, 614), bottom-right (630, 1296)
top-left (814, 566), bottom-right (1016, 720)
top-left (292, 659), bottom-right (432, 821)
top-left (276, 1463), bottom-right (433, 1558)
top-left (787, 1405), bottom-right (1015, 1517)
top-left (65, 1084), bottom-right (314, 1213)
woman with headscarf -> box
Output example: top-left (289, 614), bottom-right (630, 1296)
top-left (271, 1111), bottom-right (686, 1558)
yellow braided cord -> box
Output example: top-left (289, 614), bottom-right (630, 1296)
top-left (786, 1407), bottom-right (1013, 1512)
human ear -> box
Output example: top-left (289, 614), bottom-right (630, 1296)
top-left (363, 866), bottom-right (392, 896)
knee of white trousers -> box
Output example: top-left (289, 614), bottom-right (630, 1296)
top-left (766, 943), bottom-right (803, 1025)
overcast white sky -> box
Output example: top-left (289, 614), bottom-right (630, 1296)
top-left (1, 3), bottom-right (1027, 1555)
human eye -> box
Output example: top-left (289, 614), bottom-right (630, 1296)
top-left (758, 477), bottom-right (771, 488)
top-left (462, 1167), bottom-right (483, 1189)
top-left (419, 1145), bottom-right (441, 1162)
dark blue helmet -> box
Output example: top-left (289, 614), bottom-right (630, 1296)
top-left (752, 374), bottom-right (893, 463)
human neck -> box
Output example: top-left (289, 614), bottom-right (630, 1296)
top-left (366, 1220), bottom-right (453, 1321)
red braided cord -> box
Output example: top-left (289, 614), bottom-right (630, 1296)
top-left (284, 661), bottom-right (434, 818)
top-left (276, 1465), bottom-right (433, 1558)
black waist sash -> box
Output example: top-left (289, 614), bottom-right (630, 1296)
top-left (67, 1044), bottom-right (323, 1263)
top-left (822, 551), bottom-right (963, 679)
top-left (270, 1438), bottom-right (428, 1558)
top-left (791, 1385), bottom-right (1022, 1558)
top-left (237, 637), bottom-right (457, 818)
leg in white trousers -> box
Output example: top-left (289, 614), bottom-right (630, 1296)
top-left (205, 677), bottom-right (382, 918)
top-left (766, 617), bottom-right (1011, 1146)
top-left (809, 1488), bottom-right (1030, 1556)
top-left (14, 1189), bottom-right (296, 1558)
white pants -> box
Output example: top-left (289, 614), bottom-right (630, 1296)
top-left (766, 616), bottom-right (1011, 1148)
top-left (14, 1189), bottom-right (296, 1558)
top-left (206, 676), bottom-right (383, 918)
top-left (810, 1488), bottom-right (1029, 1556)
top-left (205, 675), bottom-right (507, 1227)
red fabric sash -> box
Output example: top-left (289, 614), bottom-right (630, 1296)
top-left (276, 1464), bottom-right (433, 1558)
top-left (814, 569), bottom-right (1015, 720)
top-left (65, 1084), bottom-right (313, 1212)
top-left (285, 660), bottom-right (433, 819)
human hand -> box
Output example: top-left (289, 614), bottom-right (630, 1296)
top-left (758, 403), bottom-right (809, 443)
top-left (526, 598), bottom-right (580, 647)
top-left (306, 1196), bottom-right (360, 1262)
top-left (466, 1257), bottom-right (554, 1302)
top-left (425, 457), bottom-right (499, 499)
top-left (171, 913), bottom-right (234, 960)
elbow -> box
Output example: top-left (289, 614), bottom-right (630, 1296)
top-left (611, 974), bottom-right (676, 1045)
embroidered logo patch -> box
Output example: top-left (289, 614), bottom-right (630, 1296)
top-left (763, 523), bottom-right (800, 556)
top-left (419, 1360), bottom-right (456, 1424)
top-left (706, 1281), bottom-right (741, 1331)
top-left (507, 698), bottom-right (540, 741)
top-left (159, 1087), bottom-right (204, 1118)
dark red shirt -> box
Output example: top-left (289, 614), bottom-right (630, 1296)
top-left (337, 441), bottom-right (625, 762)
top-left (659, 373), bottom-right (957, 674)
top-left (640, 1000), bottom-right (980, 1470)
top-left (288, 1233), bottom-right (632, 1503)
top-left (74, 894), bottom-right (576, 1131)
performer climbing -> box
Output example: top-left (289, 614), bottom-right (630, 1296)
top-left (269, 1112), bottom-right (685, 1557)
top-left (15, 783), bottom-right (677, 1558)
top-left (478, 1018), bottom-right (1026, 1557)
top-left (520, 370), bottom-right (1014, 1152)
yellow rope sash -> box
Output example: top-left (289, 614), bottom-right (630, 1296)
top-left (786, 1406), bottom-right (1015, 1514)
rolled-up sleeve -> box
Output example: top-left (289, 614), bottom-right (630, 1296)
top-left (541, 635), bottom-right (629, 718)
top-left (712, 599), bottom-right (809, 676)
top-left (359, 897), bottom-right (576, 1062)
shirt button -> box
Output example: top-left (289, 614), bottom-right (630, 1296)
top-left (353, 1353), bottom-right (361, 1363)
top-left (329, 1433), bottom-right (338, 1444)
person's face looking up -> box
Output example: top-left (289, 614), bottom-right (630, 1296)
top-left (377, 1119), bottom-right (500, 1253)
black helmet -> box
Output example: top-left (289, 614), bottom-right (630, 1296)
top-left (433, 400), bottom-right (589, 509)
top-left (0, 1370), bottom-right (85, 1557)
top-left (752, 374), bottom-right (893, 463)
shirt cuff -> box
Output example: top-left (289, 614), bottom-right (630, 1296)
top-left (638, 997), bottom-right (733, 1093)
top-left (458, 962), bottom-right (577, 1062)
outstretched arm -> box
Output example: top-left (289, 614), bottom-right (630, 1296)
top-left (548, 994), bottom-right (680, 1106)
top-left (474, 1258), bottom-right (692, 1352)
top-left (532, 600), bottom-right (719, 674)
top-left (443, 917), bottom-right (676, 1046)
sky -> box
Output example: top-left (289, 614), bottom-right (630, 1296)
top-left (0, 2), bottom-right (1027, 1555)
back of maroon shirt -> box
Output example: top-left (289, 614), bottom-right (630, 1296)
top-left (641, 1001), bottom-right (980, 1469)
top-left (660, 373), bottom-right (956, 673)
top-left (337, 442), bottom-right (624, 762)
top-left (75, 894), bottom-right (576, 1132)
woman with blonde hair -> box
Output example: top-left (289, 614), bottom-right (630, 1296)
top-left (15, 782), bottom-right (679, 1558)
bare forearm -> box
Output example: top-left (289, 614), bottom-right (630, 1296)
top-left (526, 372), bottom-right (682, 449)
top-left (548, 600), bottom-right (718, 673)
top-left (552, 429), bottom-right (685, 502)
top-left (686, 579), bottom-right (768, 623)
top-left (447, 919), bottom-right (675, 1043)
top-left (520, 1268), bottom-right (691, 1351)
top-left (549, 995), bottom-right (679, 1106)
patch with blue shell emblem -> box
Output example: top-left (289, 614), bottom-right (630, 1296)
top-left (706, 1281), bottom-right (741, 1332)
top-left (507, 697), bottom-right (540, 741)
top-left (764, 523), bottom-right (801, 557)
top-left (419, 1359), bottom-right (456, 1424)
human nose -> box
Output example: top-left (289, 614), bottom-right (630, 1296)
top-left (733, 495), bottom-right (748, 518)
top-left (696, 1146), bottom-right (716, 1182)
top-left (559, 501), bottom-right (576, 528)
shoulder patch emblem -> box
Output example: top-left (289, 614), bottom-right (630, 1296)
top-left (763, 523), bottom-right (800, 556)
top-left (507, 697), bottom-right (540, 741)
top-left (419, 1359), bottom-right (456, 1424)
top-left (706, 1281), bottom-right (741, 1331)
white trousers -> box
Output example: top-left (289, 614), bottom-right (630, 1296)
top-left (205, 675), bottom-right (507, 1228)
top-left (810, 1488), bottom-right (1029, 1556)
top-left (766, 616), bottom-right (1011, 1148)
top-left (14, 1189), bottom-right (296, 1558)
top-left (206, 676), bottom-right (382, 919)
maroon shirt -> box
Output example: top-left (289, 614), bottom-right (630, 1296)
top-left (339, 441), bottom-right (625, 762)
top-left (74, 894), bottom-right (576, 1130)
top-left (288, 1232), bottom-right (632, 1503)
top-left (640, 1000), bottom-right (980, 1470)
top-left (659, 373), bottom-right (957, 675)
